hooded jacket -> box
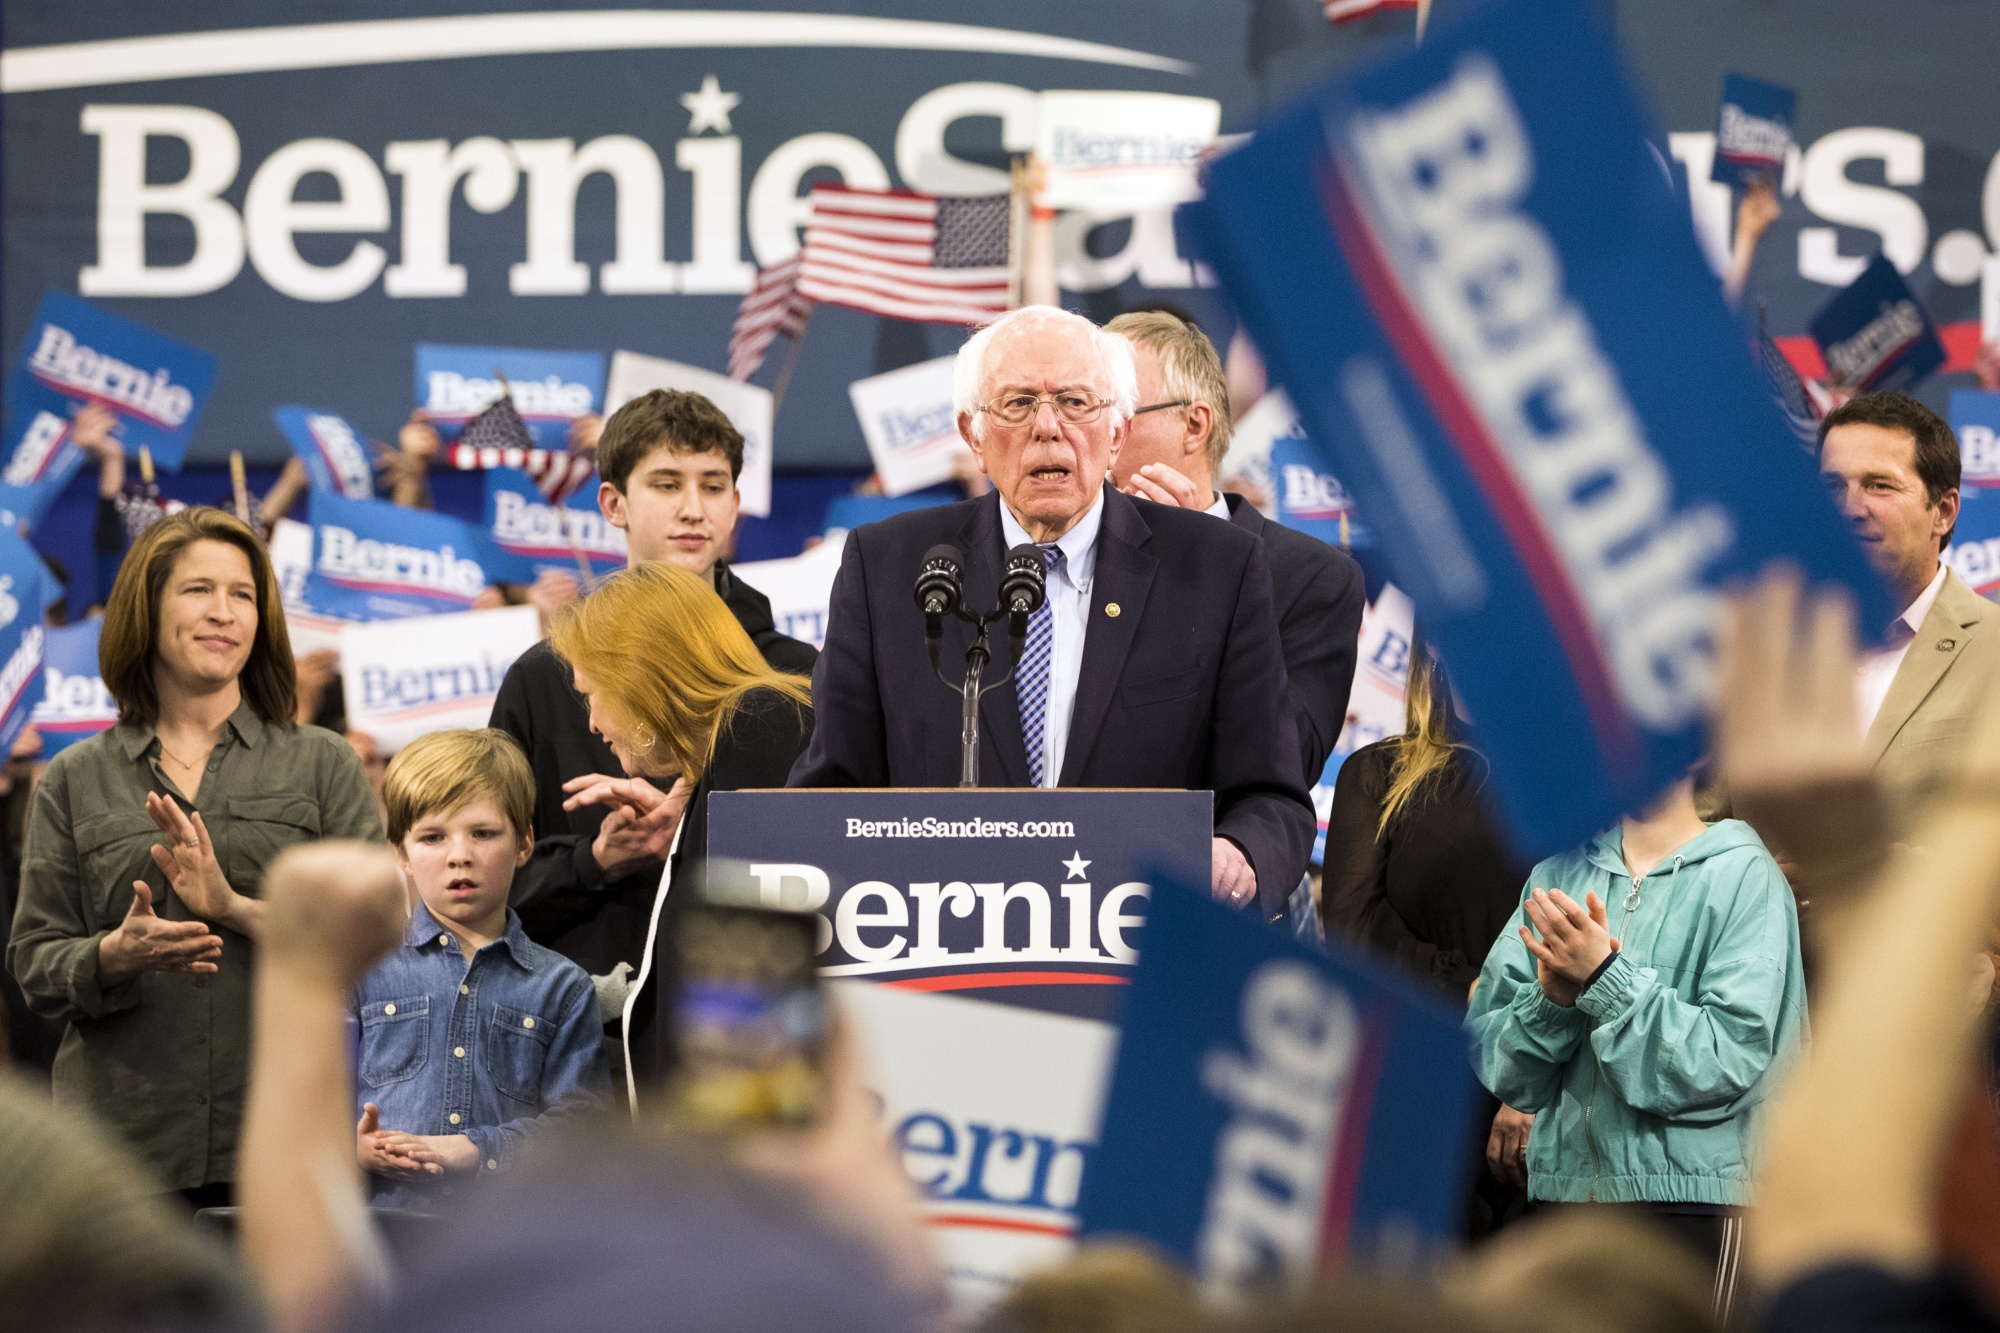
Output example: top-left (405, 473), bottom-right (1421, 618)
top-left (1466, 819), bottom-right (1806, 1206)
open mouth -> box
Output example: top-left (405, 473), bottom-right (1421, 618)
top-left (446, 878), bottom-right (478, 895)
top-left (1028, 467), bottom-right (1071, 483)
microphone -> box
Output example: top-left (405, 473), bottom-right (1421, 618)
top-left (999, 544), bottom-right (1048, 619)
top-left (914, 544), bottom-right (965, 619)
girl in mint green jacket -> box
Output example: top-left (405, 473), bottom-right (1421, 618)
top-left (1466, 779), bottom-right (1807, 1225)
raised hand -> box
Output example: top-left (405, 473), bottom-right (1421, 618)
top-left (258, 841), bottom-right (408, 992)
top-left (145, 793), bottom-right (258, 936)
top-left (97, 882), bottom-right (226, 985)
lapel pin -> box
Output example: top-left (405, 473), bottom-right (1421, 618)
top-left (1938, 638), bottom-right (1956, 651)
top-left (1105, 602), bottom-right (1121, 618)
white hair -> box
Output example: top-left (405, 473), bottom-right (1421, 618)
top-left (951, 305), bottom-right (1139, 439)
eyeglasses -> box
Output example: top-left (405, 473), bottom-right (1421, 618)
top-left (977, 391), bottom-right (1116, 428)
top-left (1131, 400), bottom-right (1190, 416)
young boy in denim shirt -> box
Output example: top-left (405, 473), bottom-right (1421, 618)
top-left (353, 728), bottom-right (607, 1207)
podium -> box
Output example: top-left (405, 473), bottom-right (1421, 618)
top-left (705, 788), bottom-right (1211, 1311)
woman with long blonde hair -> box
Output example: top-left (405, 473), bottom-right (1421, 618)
top-left (548, 561), bottom-right (812, 1096)
top-left (1321, 643), bottom-right (1519, 997)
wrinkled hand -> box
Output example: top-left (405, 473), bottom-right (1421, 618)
top-left (1121, 462), bottom-right (1205, 509)
top-left (1520, 888), bottom-right (1618, 1001)
top-left (259, 842), bottom-right (407, 991)
top-left (97, 882), bottom-right (225, 986)
top-left (565, 774), bottom-right (691, 880)
top-left (1486, 1104), bottom-right (1535, 1188)
top-left (145, 794), bottom-right (258, 935)
top-left (356, 1102), bottom-right (443, 1178)
top-left (1211, 837), bottom-right (1256, 909)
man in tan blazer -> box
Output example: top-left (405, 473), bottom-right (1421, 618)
top-left (1821, 391), bottom-right (1997, 830)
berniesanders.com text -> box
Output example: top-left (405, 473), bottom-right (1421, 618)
top-left (845, 817), bottom-right (1076, 839)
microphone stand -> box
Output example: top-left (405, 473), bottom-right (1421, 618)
top-left (929, 608), bottom-right (1024, 789)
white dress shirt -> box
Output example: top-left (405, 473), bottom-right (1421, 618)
top-left (1203, 491), bottom-right (1230, 520)
top-left (1856, 561), bottom-right (1947, 737)
top-left (999, 494), bottom-right (1103, 787)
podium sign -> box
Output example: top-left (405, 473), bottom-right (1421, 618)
top-left (706, 788), bottom-right (1211, 1311)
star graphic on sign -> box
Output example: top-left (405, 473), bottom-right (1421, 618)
top-left (680, 75), bottom-right (740, 135)
top-left (1062, 851), bottom-right (1091, 880)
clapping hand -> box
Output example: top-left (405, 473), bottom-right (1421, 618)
top-left (145, 793), bottom-right (257, 936)
top-left (356, 1102), bottom-right (443, 1178)
top-left (564, 773), bottom-right (692, 880)
top-left (1519, 888), bottom-right (1619, 1006)
top-left (97, 882), bottom-right (225, 985)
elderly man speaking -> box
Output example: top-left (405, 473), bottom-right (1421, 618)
top-left (789, 306), bottom-right (1314, 915)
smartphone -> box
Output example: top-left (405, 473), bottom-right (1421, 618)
top-left (665, 902), bottom-right (827, 1133)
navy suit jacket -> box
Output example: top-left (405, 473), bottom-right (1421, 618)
top-left (1225, 494), bottom-right (1366, 784)
top-left (788, 485), bottom-right (1316, 915)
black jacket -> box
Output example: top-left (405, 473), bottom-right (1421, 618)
top-left (787, 486), bottom-right (1316, 916)
top-left (1225, 494), bottom-right (1366, 784)
top-left (490, 563), bottom-right (816, 976)
top-left (627, 688), bottom-right (814, 1088)
top-left (1321, 738), bottom-right (1526, 998)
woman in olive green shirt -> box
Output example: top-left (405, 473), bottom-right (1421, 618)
top-left (5, 508), bottom-right (381, 1203)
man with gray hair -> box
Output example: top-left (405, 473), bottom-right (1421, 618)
top-left (1106, 309), bottom-right (1365, 786)
top-left (790, 305), bottom-right (1315, 915)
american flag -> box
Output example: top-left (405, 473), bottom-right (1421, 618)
top-left (1321, 0), bottom-right (1420, 21)
top-left (728, 257), bottom-right (811, 382)
top-left (796, 185), bottom-right (1011, 326)
top-left (1756, 328), bottom-right (1823, 453)
top-left (446, 395), bottom-right (596, 505)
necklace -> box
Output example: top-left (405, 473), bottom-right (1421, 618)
top-left (157, 738), bottom-right (211, 771)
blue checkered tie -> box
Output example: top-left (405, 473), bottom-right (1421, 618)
top-left (1015, 544), bottom-right (1064, 788)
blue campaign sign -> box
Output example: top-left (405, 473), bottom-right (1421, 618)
top-left (1709, 74), bottom-right (1796, 189)
top-left (0, 400), bottom-right (90, 532)
top-left (1186, 0), bottom-right (1889, 855)
top-left (1076, 879), bottom-right (1479, 1293)
top-left (0, 525), bottom-right (52, 754)
top-left (414, 344), bottom-right (604, 452)
top-left (272, 406), bottom-right (375, 500)
top-left (9, 291), bottom-right (217, 471)
top-left (30, 618), bottom-right (116, 756)
top-left (1948, 390), bottom-right (2000, 600)
top-left (301, 491), bottom-right (494, 621)
top-left (482, 466), bottom-right (626, 583)
top-left (705, 789), bottom-right (1212, 1021)
top-left (1273, 428), bottom-right (1373, 549)
top-left (1809, 254), bottom-right (1945, 393)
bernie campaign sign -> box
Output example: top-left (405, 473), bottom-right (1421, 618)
top-left (1809, 254), bottom-right (1946, 394)
top-left (483, 466), bottom-right (627, 583)
top-left (8, 292), bottom-right (217, 472)
top-left (1034, 91), bottom-right (1222, 213)
top-left (1949, 390), bottom-right (2000, 599)
top-left (0, 525), bottom-right (53, 754)
top-left (1076, 879), bottom-right (1479, 1298)
top-left (1708, 74), bottom-right (1796, 189)
top-left (848, 355), bottom-right (970, 497)
top-left (415, 343), bottom-right (604, 453)
top-left (302, 491), bottom-right (494, 622)
top-left (341, 605), bottom-right (540, 752)
top-left (30, 619), bottom-right (116, 757)
top-left (1187, 0), bottom-right (1889, 854)
top-left (0, 400), bottom-right (91, 533)
top-left (272, 406), bottom-right (375, 500)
